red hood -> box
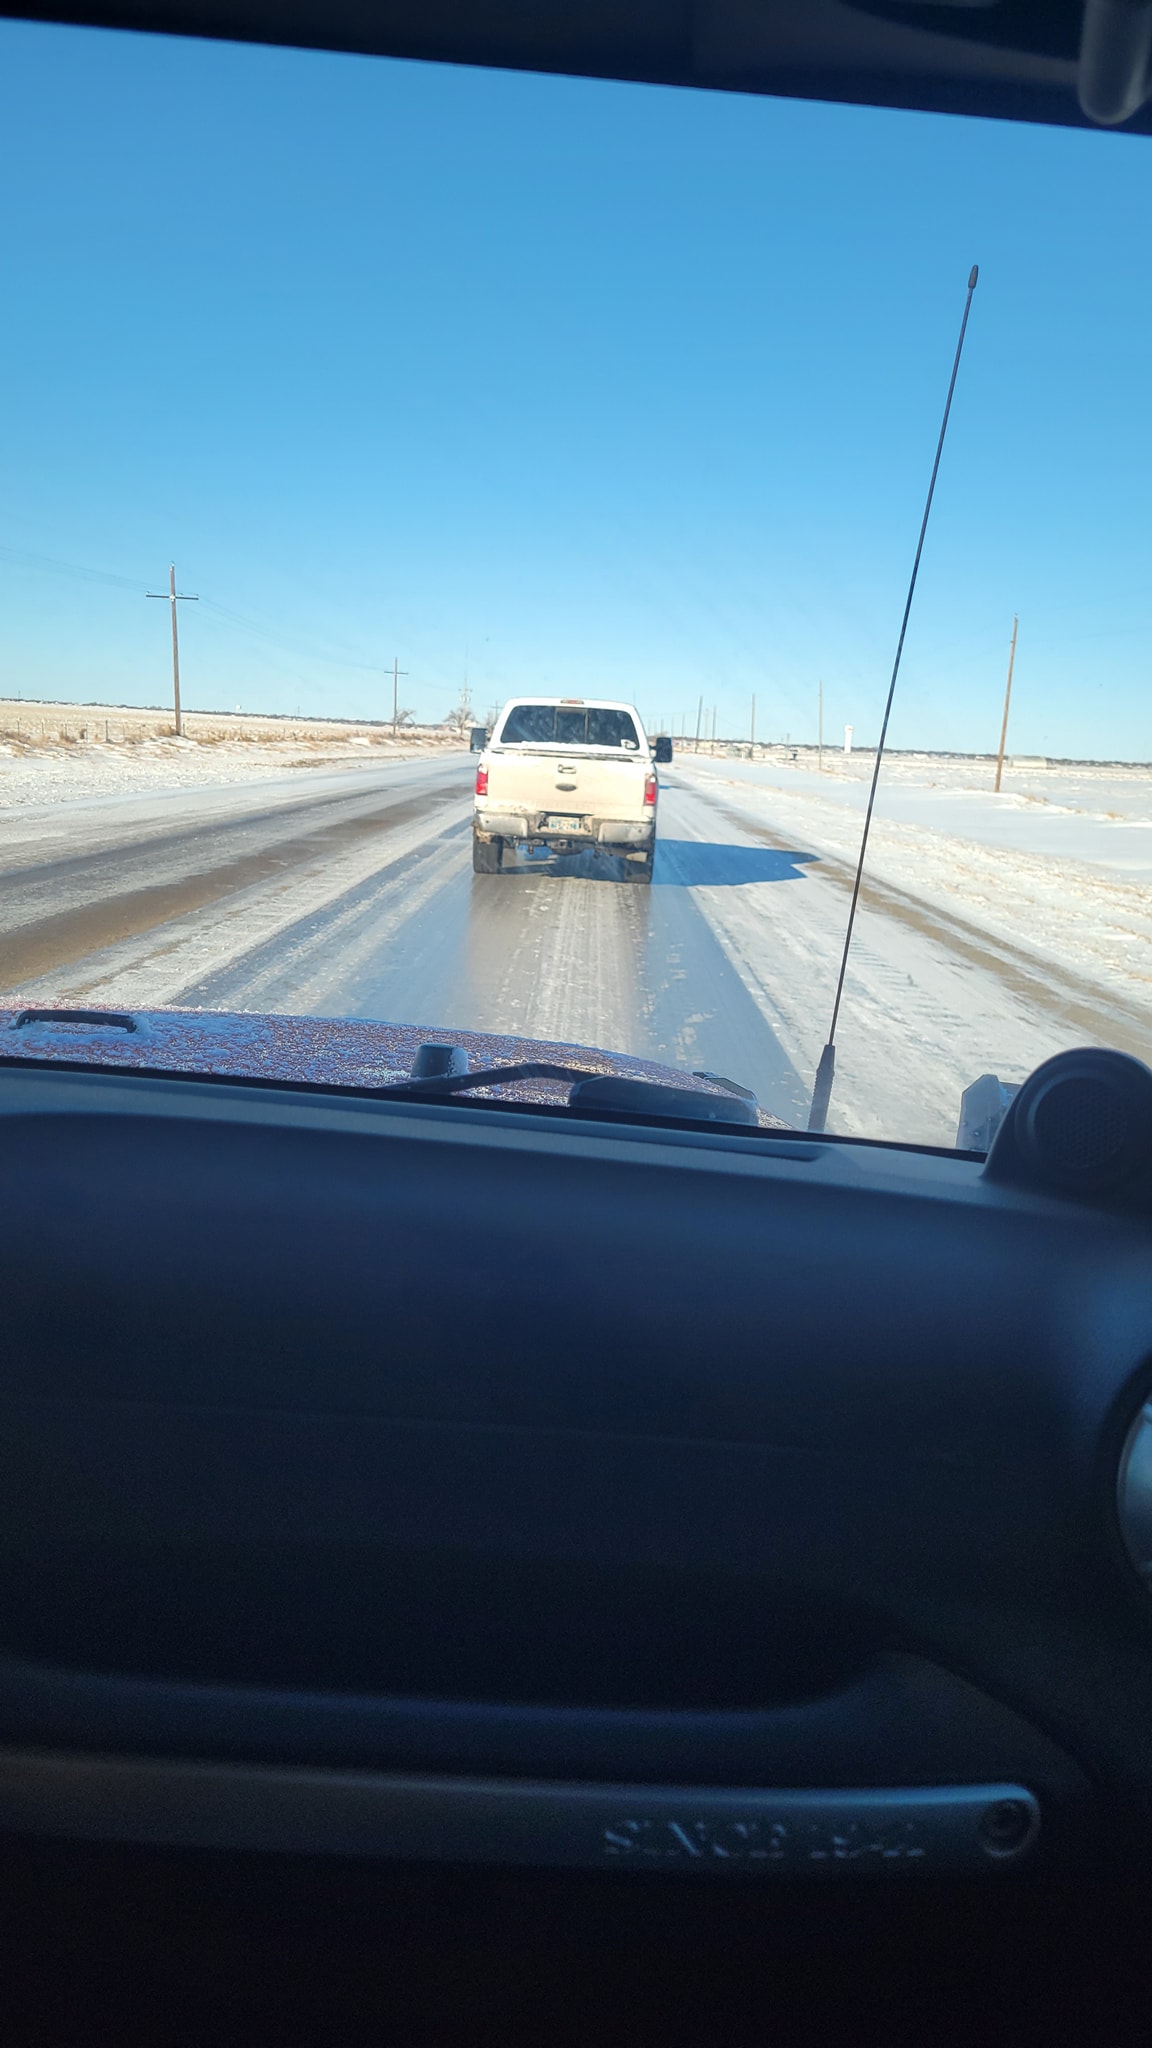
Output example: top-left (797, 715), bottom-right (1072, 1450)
top-left (0, 1006), bottom-right (785, 1127)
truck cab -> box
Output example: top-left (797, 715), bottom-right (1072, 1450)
top-left (472, 697), bottom-right (668, 882)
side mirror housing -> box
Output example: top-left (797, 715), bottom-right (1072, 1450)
top-left (653, 736), bottom-right (673, 764)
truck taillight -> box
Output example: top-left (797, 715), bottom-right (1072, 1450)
top-left (475, 765), bottom-right (488, 795)
top-left (644, 770), bottom-right (657, 805)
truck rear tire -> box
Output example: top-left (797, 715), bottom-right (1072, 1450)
top-left (625, 850), bottom-right (654, 885)
top-left (472, 833), bottom-right (503, 874)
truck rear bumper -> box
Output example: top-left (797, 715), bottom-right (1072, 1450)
top-left (475, 808), bottom-right (653, 848)
top-left (474, 811), bottom-right (529, 839)
top-left (596, 820), bottom-right (653, 847)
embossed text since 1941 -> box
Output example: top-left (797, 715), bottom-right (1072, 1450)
top-left (601, 1817), bottom-right (928, 1864)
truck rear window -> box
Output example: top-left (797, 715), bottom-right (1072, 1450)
top-left (499, 705), bottom-right (640, 748)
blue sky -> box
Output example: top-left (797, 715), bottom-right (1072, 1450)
top-left (0, 22), bottom-right (1150, 758)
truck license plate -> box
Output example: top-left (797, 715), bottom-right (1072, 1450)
top-left (544, 815), bottom-right (585, 831)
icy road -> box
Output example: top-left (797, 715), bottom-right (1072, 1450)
top-left (0, 749), bottom-right (1147, 1144)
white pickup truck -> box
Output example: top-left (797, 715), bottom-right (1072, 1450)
top-left (472, 697), bottom-right (671, 883)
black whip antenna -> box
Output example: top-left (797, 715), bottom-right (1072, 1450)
top-left (807, 263), bottom-right (980, 1133)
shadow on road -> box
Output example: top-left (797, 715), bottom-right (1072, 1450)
top-left (486, 840), bottom-right (818, 887)
top-left (655, 840), bottom-right (818, 887)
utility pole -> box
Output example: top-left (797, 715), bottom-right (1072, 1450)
top-left (750, 695), bottom-right (756, 749)
top-left (391, 656), bottom-right (409, 738)
top-left (993, 615), bottom-right (1018, 794)
top-left (695, 695), bottom-right (703, 753)
top-left (818, 680), bottom-right (823, 772)
top-left (147, 564), bottom-right (197, 736)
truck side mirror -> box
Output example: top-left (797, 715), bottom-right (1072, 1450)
top-left (653, 736), bottom-right (673, 764)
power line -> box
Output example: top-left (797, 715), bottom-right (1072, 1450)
top-left (0, 539), bottom-right (408, 692)
top-left (0, 541), bottom-right (140, 592)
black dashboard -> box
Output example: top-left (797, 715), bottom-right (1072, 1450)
top-left (1, 1055), bottom-right (1150, 1897)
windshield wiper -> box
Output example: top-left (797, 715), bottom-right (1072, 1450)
top-left (379, 1059), bottom-right (587, 1096)
top-left (378, 1061), bottom-right (761, 1126)
top-left (0, 1023), bottom-right (767, 1131)
top-left (0, 1046), bottom-right (977, 1153)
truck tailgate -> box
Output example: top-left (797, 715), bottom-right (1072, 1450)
top-left (488, 748), bottom-right (648, 820)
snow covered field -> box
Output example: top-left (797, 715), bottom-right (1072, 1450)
top-left (0, 700), bottom-right (457, 810)
top-left (676, 752), bottom-right (1152, 1015)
